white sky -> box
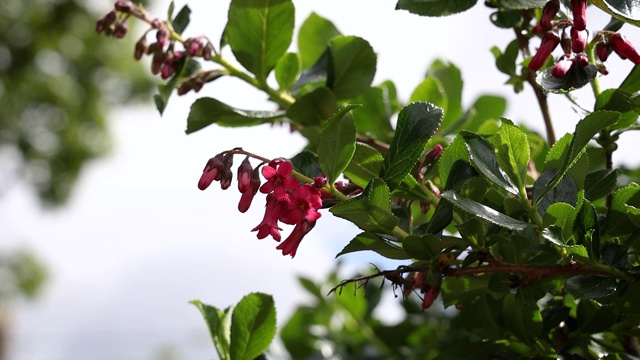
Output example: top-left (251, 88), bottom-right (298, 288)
top-left (4, 1), bottom-right (640, 359)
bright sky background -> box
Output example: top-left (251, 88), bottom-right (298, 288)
top-left (4, 1), bottom-right (640, 359)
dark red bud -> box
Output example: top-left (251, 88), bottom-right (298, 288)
top-left (561, 29), bottom-right (572, 55)
top-left (425, 144), bottom-right (444, 164)
top-left (151, 19), bottom-right (162, 29)
top-left (576, 53), bottom-right (589, 67)
top-left (421, 284), bottom-right (440, 310)
top-left (151, 52), bottom-right (164, 75)
top-left (313, 175), bottom-right (327, 188)
top-left (532, 25), bottom-right (545, 36)
top-left (104, 11), bottom-right (117, 26)
top-left (571, 27), bottom-right (587, 53)
top-left (529, 31), bottom-right (560, 71)
top-left (193, 78), bottom-right (204, 93)
top-left (114, 1), bottom-right (133, 13)
top-left (220, 168), bottom-right (233, 190)
top-left (134, 37), bottom-right (148, 60)
top-left (237, 157), bottom-right (253, 193)
top-left (571, 0), bottom-right (587, 31)
top-left (540, 0), bottom-right (559, 28)
top-left (113, 21), bottom-right (128, 39)
top-left (609, 33), bottom-right (640, 64)
top-left (156, 29), bottom-right (169, 48)
top-left (238, 168), bottom-right (261, 213)
top-left (160, 60), bottom-right (175, 79)
top-left (96, 19), bottom-right (106, 33)
top-left (596, 40), bottom-right (611, 62)
top-left (552, 55), bottom-right (574, 78)
top-left (198, 154), bottom-right (225, 190)
top-left (203, 43), bottom-right (213, 60)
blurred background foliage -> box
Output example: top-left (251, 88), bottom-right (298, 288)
top-left (0, 0), bottom-right (154, 207)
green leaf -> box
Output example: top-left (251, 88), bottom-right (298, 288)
top-left (460, 95), bottom-right (507, 134)
top-left (275, 52), bottom-right (301, 90)
top-left (427, 60), bottom-right (463, 133)
top-left (535, 111), bottom-right (621, 206)
top-left (565, 275), bottom-right (617, 299)
top-left (490, 10), bottom-right (522, 28)
top-left (154, 58), bottom-right (202, 115)
top-left (327, 36), bottom-right (377, 99)
top-left (191, 300), bottom-right (231, 359)
top-left (330, 178), bottom-right (399, 233)
top-left (536, 64), bottom-right (598, 93)
top-left (297, 12), bottom-right (340, 69)
top-left (543, 203), bottom-right (577, 242)
top-left (492, 40), bottom-right (519, 76)
top-left (427, 161), bottom-right (478, 234)
top-left (584, 169), bottom-right (618, 201)
top-left (409, 77), bottom-right (448, 115)
top-left (495, 0), bottom-right (546, 9)
top-left (351, 86), bottom-right (396, 143)
top-left (441, 190), bottom-right (532, 230)
top-left (595, 89), bottom-right (639, 130)
top-left (317, 105), bottom-right (359, 183)
top-left (290, 151), bottom-right (322, 179)
top-left (533, 170), bottom-right (578, 217)
top-left (286, 87), bottom-right (337, 126)
top-left (604, 183), bottom-right (640, 236)
top-left (172, 5), bottom-right (191, 35)
top-left (461, 132), bottom-right (518, 195)
top-left (495, 120), bottom-right (530, 193)
top-left (441, 276), bottom-right (490, 307)
top-left (227, 0), bottom-right (294, 82)
top-left (344, 144), bottom-right (384, 189)
top-left (620, 65), bottom-right (640, 93)
top-left (395, 0), bottom-right (477, 17)
top-left (336, 231), bottom-right (409, 259)
top-left (380, 102), bottom-right (443, 190)
top-left (185, 98), bottom-right (285, 134)
top-left (575, 200), bottom-right (601, 261)
top-left (230, 293), bottom-right (277, 360)
top-left (502, 293), bottom-right (542, 345)
top-left (591, 0), bottom-right (640, 28)
top-left (439, 134), bottom-right (470, 187)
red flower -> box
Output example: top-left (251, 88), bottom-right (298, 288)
top-left (276, 220), bottom-right (315, 258)
top-left (529, 31), bottom-right (560, 71)
top-left (540, 0), bottom-right (559, 28)
top-left (259, 160), bottom-right (298, 200)
top-left (552, 55), bottom-right (574, 78)
top-left (571, 0), bottom-right (587, 31)
top-left (609, 33), bottom-right (640, 64)
top-left (280, 184), bottom-right (322, 225)
top-left (251, 195), bottom-right (284, 241)
top-left (571, 27), bottom-right (587, 53)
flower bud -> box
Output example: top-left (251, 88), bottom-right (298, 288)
top-left (313, 174), bottom-right (327, 188)
top-left (113, 21), bottom-right (128, 39)
top-left (203, 43), bottom-right (213, 60)
top-left (185, 37), bottom-right (202, 57)
top-left (596, 40), bottom-right (611, 62)
top-left (552, 55), bottom-right (574, 78)
top-left (575, 53), bottom-right (589, 67)
top-left (104, 11), bottom-right (117, 27)
top-left (540, 0), bottom-right (559, 28)
top-left (425, 144), bottom-right (444, 165)
top-left (238, 167), bottom-right (261, 213)
top-left (134, 37), bottom-right (148, 60)
top-left (114, 1), bottom-right (133, 13)
top-left (151, 51), bottom-right (164, 75)
top-left (220, 168), bottom-right (233, 190)
top-left (160, 60), bottom-right (175, 79)
top-left (193, 78), bottom-right (205, 93)
top-left (156, 29), bottom-right (169, 48)
top-left (421, 284), bottom-right (440, 310)
top-left (596, 61), bottom-right (609, 75)
top-left (571, 0), bottom-right (587, 31)
top-left (177, 79), bottom-right (194, 95)
top-left (198, 154), bottom-right (224, 190)
top-left (561, 29), bottom-right (572, 55)
top-left (96, 19), bottom-right (106, 33)
top-left (609, 33), bottom-right (640, 64)
top-left (571, 27), bottom-right (587, 53)
top-left (528, 31), bottom-right (560, 71)
top-left (237, 157), bottom-right (253, 193)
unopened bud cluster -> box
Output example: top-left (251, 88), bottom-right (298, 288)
top-left (96, 1), bottom-right (217, 94)
top-left (198, 152), bottom-right (332, 258)
top-left (528, 0), bottom-right (640, 78)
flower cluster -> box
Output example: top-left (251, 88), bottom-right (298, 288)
top-left (96, 1), bottom-right (218, 94)
top-left (528, 0), bottom-right (640, 78)
top-left (198, 153), bottom-right (326, 258)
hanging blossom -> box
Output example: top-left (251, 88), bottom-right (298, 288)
top-left (198, 153), bottom-right (325, 258)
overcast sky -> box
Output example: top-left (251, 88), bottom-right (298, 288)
top-left (4, 1), bottom-right (640, 359)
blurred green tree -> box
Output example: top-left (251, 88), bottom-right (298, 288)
top-left (0, 0), bottom-right (154, 206)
